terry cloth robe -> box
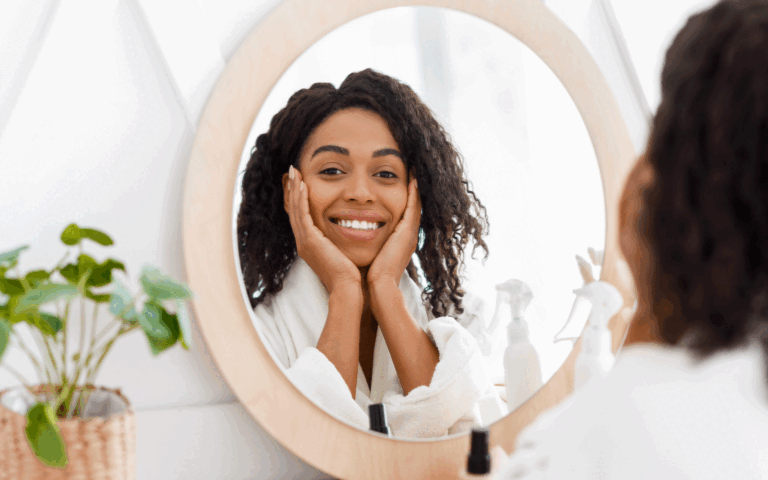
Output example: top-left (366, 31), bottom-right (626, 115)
top-left (253, 258), bottom-right (505, 438)
top-left (492, 341), bottom-right (768, 480)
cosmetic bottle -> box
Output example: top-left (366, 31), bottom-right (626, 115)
top-left (572, 281), bottom-right (624, 390)
top-left (368, 403), bottom-right (390, 436)
top-left (460, 428), bottom-right (492, 479)
top-left (493, 280), bottom-right (542, 412)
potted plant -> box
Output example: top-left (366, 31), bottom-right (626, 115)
top-left (0, 223), bottom-right (192, 479)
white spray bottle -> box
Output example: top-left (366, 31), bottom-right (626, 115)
top-left (572, 281), bottom-right (624, 390)
top-left (495, 280), bottom-right (542, 412)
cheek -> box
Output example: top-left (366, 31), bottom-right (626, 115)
top-left (306, 191), bottom-right (325, 227)
top-left (305, 183), bottom-right (338, 229)
top-left (387, 187), bottom-right (409, 220)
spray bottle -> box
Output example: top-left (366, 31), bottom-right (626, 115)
top-left (572, 281), bottom-right (624, 390)
top-left (492, 280), bottom-right (542, 412)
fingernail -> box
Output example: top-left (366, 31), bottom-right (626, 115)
top-left (289, 165), bottom-right (295, 180)
top-left (300, 181), bottom-right (305, 192)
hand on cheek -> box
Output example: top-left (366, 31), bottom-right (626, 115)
top-left (367, 178), bottom-right (421, 289)
top-left (285, 166), bottom-right (362, 295)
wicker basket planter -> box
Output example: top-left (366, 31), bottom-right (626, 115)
top-left (0, 385), bottom-right (136, 480)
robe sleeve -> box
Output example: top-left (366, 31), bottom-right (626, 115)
top-left (382, 316), bottom-right (505, 438)
top-left (288, 347), bottom-right (370, 430)
top-left (254, 302), bottom-right (369, 430)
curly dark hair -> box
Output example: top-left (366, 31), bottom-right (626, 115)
top-left (237, 69), bottom-right (489, 317)
top-left (640, 0), bottom-right (768, 361)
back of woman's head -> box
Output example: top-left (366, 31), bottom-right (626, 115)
top-left (642, 0), bottom-right (768, 356)
top-left (237, 69), bottom-right (488, 316)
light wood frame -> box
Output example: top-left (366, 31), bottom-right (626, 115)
top-left (182, 0), bottom-right (637, 478)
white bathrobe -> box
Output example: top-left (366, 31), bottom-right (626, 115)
top-left (253, 258), bottom-right (505, 438)
top-left (493, 341), bottom-right (768, 479)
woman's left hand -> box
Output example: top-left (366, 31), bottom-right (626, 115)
top-left (367, 178), bottom-right (421, 289)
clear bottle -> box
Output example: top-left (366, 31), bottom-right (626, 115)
top-left (572, 281), bottom-right (624, 390)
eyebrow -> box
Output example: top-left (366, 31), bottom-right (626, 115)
top-left (310, 145), bottom-right (402, 159)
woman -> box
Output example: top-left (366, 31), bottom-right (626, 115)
top-left (237, 69), bottom-right (505, 437)
top-left (495, 1), bottom-right (768, 478)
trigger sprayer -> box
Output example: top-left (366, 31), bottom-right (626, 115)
top-left (572, 281), bottom-right (624, 389)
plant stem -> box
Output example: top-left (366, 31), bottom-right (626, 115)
top-left (85, 324), bottom-right (138, 385)
top-left (0, 363), bottom-right (31, 388)
top-left (88, 319), bottom-right (122, 354)
top-left (88, 300), bottom-right (99, 357)
top-left (11, 336), bottom-right (45, 382)
top-left (62, 299), bottom-right (71, 385)
top-left (40, 333), bottom-right (61, 385)
top-left (50, 251), bottom-right (70, 275)
top-left (27, 330), bottom-right (55, 385)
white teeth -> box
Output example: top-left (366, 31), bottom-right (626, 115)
top-left (336, 219), bottom-right (380, 230)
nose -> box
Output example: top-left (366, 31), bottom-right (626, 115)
top-left (344, 170), bottom-right (375, 204)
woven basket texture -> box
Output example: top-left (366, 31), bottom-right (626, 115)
top-left (0, 386), bottom-right (136, 480)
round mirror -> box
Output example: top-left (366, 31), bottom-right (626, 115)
top-left (183, 0), bottom-right (636, 476)
top-left (233, 7), bottom-right (605, 439)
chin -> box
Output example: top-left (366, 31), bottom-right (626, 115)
top-left (341, 248), bottom-right (378, 269)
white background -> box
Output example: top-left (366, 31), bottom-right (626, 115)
top-left (0, 1), bottom-right (715, 478)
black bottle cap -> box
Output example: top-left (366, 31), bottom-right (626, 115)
top-left (467, 428), bottom-right (491, 474)
top-left (368, 403), bottom-right (390, 436)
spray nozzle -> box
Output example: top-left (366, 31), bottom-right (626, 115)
top-left (572, 281), bottom-right (623, 328)
top-left (495, 279), bottom-right (533, 320)
top-left (555, 281), bottom-right (623, 343)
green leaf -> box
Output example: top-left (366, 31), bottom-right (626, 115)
top-left (0, 318), bottom-right (11, 362)
top-left (108, 280), bottom-right (137, 322)
top-left (87, 259), bottom-right (125, 288)
top-left (139, 266), bottom-right (193, 300)
top-left (0, 278), bottom-right (24, 295)
top-left (79, 228), bottom-right (113, 246)
top-left (15, 284), bottom-right (78, 315)
top-left (138, 302), bottom-right (177, 355)
top-left (33, 313), bottom-right (64, 335)
top-left (176, 300), bottom-right (192, 350)
top-left (59, 264), bottom-right (79, 284)
top-left (60, 224), bottom-right (81, 246)
top-left (25, 403), bottom-right (68, 467)
top-left (25, 270), bottom-right (50, 288)
top-left (77, 254), bottom-right (97, 277)
top-left (0, 245), bottom-right (29, 268)
top-left (5, 297), bottom-right (23, 324)
top-left (85, 289), bottom-right (110, 303)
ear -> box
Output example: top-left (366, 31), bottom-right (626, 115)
top-left (282, 172), bottom-right (290, 212)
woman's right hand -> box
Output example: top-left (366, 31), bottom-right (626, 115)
top-left (285, 165), bottom-right (362, 296)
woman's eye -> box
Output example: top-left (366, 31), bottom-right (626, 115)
top-left (376, 171), bottom-right (398, 179)
top-left (319, 168), bottom-right (343, 175)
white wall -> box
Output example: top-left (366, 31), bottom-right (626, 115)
top-left (0, 1), bottom-right (716, 478)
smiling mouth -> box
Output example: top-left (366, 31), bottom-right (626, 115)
top-left (329, 218), bottom-right (385, 231)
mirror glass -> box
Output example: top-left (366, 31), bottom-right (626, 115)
top-left (233, 7), bottom-right (605, 439)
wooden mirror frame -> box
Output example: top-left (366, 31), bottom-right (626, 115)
top-left (182, 0), bottom-right (637, 477)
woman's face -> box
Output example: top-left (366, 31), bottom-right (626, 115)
top-left (288, 108), bottom-right (409, 268)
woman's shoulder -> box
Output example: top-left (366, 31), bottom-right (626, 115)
top-left (496, 342), bottom-right (768, 479)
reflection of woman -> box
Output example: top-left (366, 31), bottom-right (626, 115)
top-left (496, 1), bottom-right (768, 478)
top-left (237, 69), bottom-right (504, 437)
